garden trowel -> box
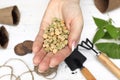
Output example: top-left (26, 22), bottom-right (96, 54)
top-left (65, 47), bottom-right (96, 80)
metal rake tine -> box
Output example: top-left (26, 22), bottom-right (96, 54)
top-left (80, 38), bottom-right (99, 54)
top-left (86, 38), bottom-right (94, 48)
top-left (79, 41), bottom-right (92, 50)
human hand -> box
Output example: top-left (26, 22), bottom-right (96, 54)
top-left (32, 0), bottom-right (83, 72)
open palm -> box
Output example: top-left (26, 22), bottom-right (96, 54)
top-left (33, 0), bottom-right (83, 72)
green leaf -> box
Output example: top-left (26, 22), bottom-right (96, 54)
top-left (93, 29), bottom-right (105, 43)
top-left (117, 28), bottom-right (120, 40)
top-left (118, 31), bottom-right (120, 40)
top-left (93, 17), bottom-right (108, 29)
top-left (102, 32), bottom-right (112, 39)
top-left (96, 43), bottom-right (120, 59)
top-left (105, 24), bottom-right (119, 39)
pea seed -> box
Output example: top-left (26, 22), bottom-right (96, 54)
top-left (55, 29), bottom-right (60, 35)
top-left (53, 49), bottom-right (58, 54)
top-left (45, 46), bottom-right (50, 50)
top-left (43, 34), bottom-right (47, 39)
top-left (64, 40), bottom-right (68, 45)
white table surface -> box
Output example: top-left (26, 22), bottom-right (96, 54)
top-left (0, 0), bottom-right (120, 80)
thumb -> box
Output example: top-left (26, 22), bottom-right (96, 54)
top-left (68, 18), bottom-right (83, 50)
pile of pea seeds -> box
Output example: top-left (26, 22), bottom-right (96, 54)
top-left (43, 18), bottom-right (69, 54)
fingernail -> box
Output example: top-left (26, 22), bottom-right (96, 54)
top-left (72, 41), bottom-right (76, 51)
top-left (33, 59), bottom-right (38, 66)
top-left (49, 60), bottom-right (56, 68)
top-left (34, 63), bottom-right (38, 66)
top-left (38, 69), bottom-right (44, 73)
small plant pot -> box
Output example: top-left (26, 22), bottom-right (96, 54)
top-left (0, 6), bottom-right (20, 25)
top-left (94, 0), bottom-right (120, 13)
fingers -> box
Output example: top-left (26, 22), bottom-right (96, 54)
top-left (32, 21), bottom-right (50, 54)
top-left (33, 48), bottom-right (52, 72)
top-left (68, 16), bottom-right (83, 49)
top-left (38, 52), bottom-right (53, 72)
top-left (49, 46), bottom-right (71, 67)
top-left (36, 46), bottom-right (71, 72)
top-left (33, 48), bottom-right (47, 66)
top-left (32, 29), bottom-right (44, 54)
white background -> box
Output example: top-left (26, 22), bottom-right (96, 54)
top-left (0, 0), bottom-right (120, 80)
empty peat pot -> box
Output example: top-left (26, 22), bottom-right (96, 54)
top-left (94, 0), bottom-right (120, 13)
top-left (0, 6), bottom-right (20, 25)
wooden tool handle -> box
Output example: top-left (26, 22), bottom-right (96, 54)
top-left (81, 67), bottom-right (96, 80)
top-left (98, 53), bottom-right (120, 79)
